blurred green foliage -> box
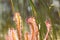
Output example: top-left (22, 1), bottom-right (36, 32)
top-left (0, 0), bottom-right (60, 40)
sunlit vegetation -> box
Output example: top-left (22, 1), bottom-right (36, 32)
top-left (0, 0), bottom-right (60, 40)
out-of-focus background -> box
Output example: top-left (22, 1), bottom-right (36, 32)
top-left (0, 0), bottom-right (60, 40)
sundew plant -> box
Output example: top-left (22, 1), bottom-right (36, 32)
top-left (0, 0), bottom-right (60, 40)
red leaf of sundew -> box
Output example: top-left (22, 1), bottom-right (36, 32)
top-left (44, 20), bottom-right (51, 40)
top-left (11, 28), bottom-right (18, 40)
top-left (26, 17), bottom-right (39, 40)
top-left (24, 32), bottom-right (30, 40)
top-left (7, 28), bottom-right (13, 40)
top-left (5, 28), bottom-right (18, 40)
top-left (24, 32), bottom-right (34, 40)
top-left (13, 12), bottom-right (22, 40)
top-left (45, 19), bottom-right (51, 31)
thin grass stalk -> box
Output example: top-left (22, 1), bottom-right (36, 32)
top-left (29, 0), bottom-right (37, 17)
top-left (10, 0), bottom-right (15, 13)
top-left (47, 7), bottom-right (57, 40)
